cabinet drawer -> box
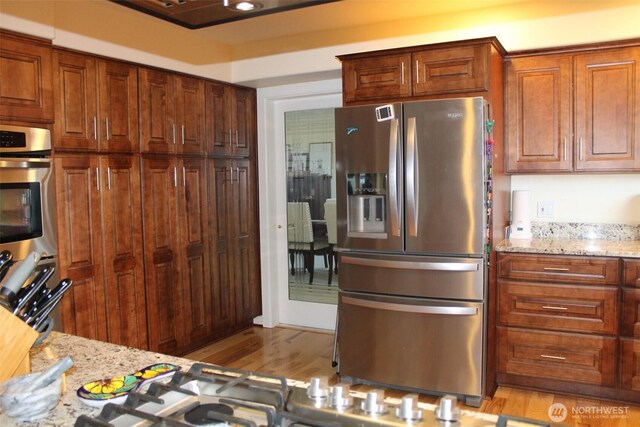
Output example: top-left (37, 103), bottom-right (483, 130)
top-left (413, 44), bottom-right (489, 96)
top-left (620, 338), bottom-right (640, 391)
top-left (622, 288), bottom-right (640, 337)
top-left (497, 326), bottom-right (616, 386)
top-left (342, 54), bottom-right (412, 103)
top-left (498, 281), bottom-right (618, 334)
top-left (623, 258), bottom-right (640, 287)
top-left (498, 253), bottom-right (619, 285)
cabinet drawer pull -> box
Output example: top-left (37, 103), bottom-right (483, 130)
top-left (415, 60), bottom-right (419, 84)
top-left (542, 305), bottom-right (568, 311)
top-left (95, 167), bottom-right (100, 191)
top-left (543, 267), bottom-right (570, 271)
top-left (401, 62), bottom-right (405, 85)
top-left (105, 118), bottom-right (110, 140)
top-left (540, 354), bottom-right (566, 361)
top-left (93, 116), bottom-right (97, 140)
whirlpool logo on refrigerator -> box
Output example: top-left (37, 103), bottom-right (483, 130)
top-left (346, 126), bottom-right (359, 135)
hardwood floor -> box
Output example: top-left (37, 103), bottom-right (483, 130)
top-left (184, 326), bottom-right (640, 427)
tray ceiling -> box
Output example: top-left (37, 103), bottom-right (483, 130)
top-left (111, 0), bottom-right (338, 29)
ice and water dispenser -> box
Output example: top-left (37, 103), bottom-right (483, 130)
top-left (346, 173), bottom-right (387, 238)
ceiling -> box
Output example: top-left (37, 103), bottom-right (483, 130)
top-left (112, 0), bottom-right (536, 45)
top-left (112, 0), bottom-right (338, 29)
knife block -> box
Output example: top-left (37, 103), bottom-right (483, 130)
top-left (0, 308), bottom-right (39, 383)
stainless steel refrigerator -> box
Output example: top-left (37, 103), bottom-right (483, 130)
top-left (335, 97), bottom-right (492, 407)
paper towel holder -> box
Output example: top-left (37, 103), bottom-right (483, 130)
top-left (510, 190), bottom-right (533, 239)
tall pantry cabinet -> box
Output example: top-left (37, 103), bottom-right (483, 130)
top-left (205, 82), bottom-right (261, 339)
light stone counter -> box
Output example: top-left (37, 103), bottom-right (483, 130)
top-left (495, 237), bottom-right (640, 258)
top-left (0, 332), bottom-right (196, 426)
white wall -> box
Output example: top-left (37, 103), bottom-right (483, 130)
top-left (511, 174), bottom-right (640, 224)
top-left (233, 3), bottom-right (640, 85)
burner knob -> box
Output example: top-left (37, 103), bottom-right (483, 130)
top-left (395, 394), bottom-right (423, 422)
top-left (360, 389), bottom-right (387, 415)
top-left (329, 383), bottom-right (353, 409)
top-left (435, 395), bottom-right (461, 422)
top-left (306, 376), bottom-right (329, 400)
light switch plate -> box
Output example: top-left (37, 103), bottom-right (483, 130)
top-left (537, 201), bottom-right (554, 219)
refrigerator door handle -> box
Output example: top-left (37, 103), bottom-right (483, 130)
top-left (388, 118), bottom-right (401, 237)
top-left (343, 296), bottom-right (478, 316)
top-left (341, 255), bottom-right (480, 271)
top-left (406, 117), bottom-right (418, 237)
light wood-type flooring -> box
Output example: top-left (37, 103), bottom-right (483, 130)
top-left (184, 326), bottom-right (640, 427)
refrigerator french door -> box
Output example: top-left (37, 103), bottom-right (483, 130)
top-left (334, 97), bottom-right (491, 407)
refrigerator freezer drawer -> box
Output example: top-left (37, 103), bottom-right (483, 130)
top-left (340, 252), bottom-right (485, 300)
top-left (338, 291), bottom-right (484, 400)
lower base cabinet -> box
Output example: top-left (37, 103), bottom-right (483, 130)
top-left (496, 253), bottom-right (640, 404)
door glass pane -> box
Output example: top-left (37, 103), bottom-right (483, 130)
top-left (0, 183), bottom-right (43, 243)
top-left (285, 108), bottom-right (338, 304)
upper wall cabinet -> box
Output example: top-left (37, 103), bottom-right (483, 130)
top-left (339, 38), bottom-right (504, 106)
top-left (0, 30), bottom-right (53, 123)
top-left (53, 49), bottom-right (138, 153)
top-left (506, 42), bottom-right (640, 173)
top-left (205, 82), bottom-right (256, 157)
top-left (139, 67), bottom-right (206, 155)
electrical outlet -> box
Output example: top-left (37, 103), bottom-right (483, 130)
top-left (537, 201), bottom-right (554, 219)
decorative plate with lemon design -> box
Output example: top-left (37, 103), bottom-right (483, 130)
top-left (77, 363), bottom-right (180, 408)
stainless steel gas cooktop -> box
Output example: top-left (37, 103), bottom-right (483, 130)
top-left (74, 363), bottom-right (548, 427)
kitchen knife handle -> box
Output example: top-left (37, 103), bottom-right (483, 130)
top-left (406, 117), bottom-right (418, 237)
top-left (0, 251), bottom-right (41, 297)
top-left (388, 118), bottom-right (400, 237)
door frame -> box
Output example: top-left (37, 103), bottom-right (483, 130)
top-left (256, 79), bottom-right (341, 330)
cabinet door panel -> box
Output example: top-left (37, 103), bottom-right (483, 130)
top-left (179, 158), bottom-right (211, 346)
top-left (623, 258), bottom-right (640, 287)
top-left (53, 50), bottom-right (98, 151)
top-left (139, 68), bottom-right (176, 153)
top-left (505, 55), bottom-right (572, 172)
top-left (413, 44), bottom-right (488, 96)
top-left (0, 31), bottom-right (53, 122)
top-left (497, 253), bottom-right (619, 285)
top-left (208, 159), bottom-right (235, 337)
top-left (231, 88), bottom-right (255, 157)
top-left (622, 288), bottom-right (640, 338)
top-left (232, 159), bottom-right (261, 324)
top-left (101, 155), bottom-right (147, 349)
top-left (176, 76), bottom-right (205, 155)
top-left (575, 48), bottom-right (640, 170)
top-left (98, 60), bottom-right (138, 152)
top-left (141, 156), bottom-right (182, 354)
top-left (621, 338), bottom-right (640, 391)
top-left (497, 327), bottom-right (616, 386)
top-left (205, 82), bottom-right (231, 156)
top-left (54, 155), bottom-right (106, 341)
top-left (343, 54), bottom-right (412, 103)
top-left (499, 280), bottom-right (618, 335)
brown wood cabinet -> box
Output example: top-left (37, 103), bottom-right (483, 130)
top-left (621, 259), bottom-right (640, 393)
top-left (0, 30), bottom-right (53, 123)
top-left (205, 82), bottom-right (255, 157)
top-left (497, 252), bottom-right (640, 403)
top-left (55, 155), bottom-right (106, 342)
top-left (208, 158), bottom-right (261, 338)
top-left (506, 43), bottom-right (640, 173)
top-left (55, 154), bottom-right (147, 348)
top-left (141, 156), bottom-right (212, 354)
top-left (139, 67), bottom-right (206, 155)
top-left (53, 49), bottom-right (138, 153)
top-left (339, 38), bottom-right (504, 105)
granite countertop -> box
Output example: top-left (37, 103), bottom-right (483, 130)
top-left (495, 237), bottom-right (640, 258)
top-left (0, 332), bottom-right (197, 426)
top-left (496, 222), bottom-right (640, 258)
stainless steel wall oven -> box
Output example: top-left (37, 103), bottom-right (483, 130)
top-left (0, 124), bottom-right (60, 327)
